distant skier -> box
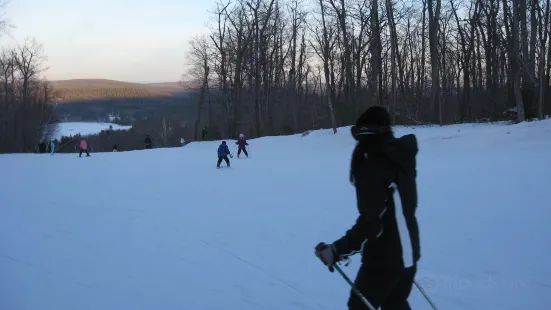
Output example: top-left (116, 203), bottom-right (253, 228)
top-left (217, 141), bottom-right (232, 168)
top-left (112, 144), bottom-right (118, 152)
top-left (145, 135), bottom-right (152, 149)
top-left (201, 127), bottom-right (207, 140)
top-left (314, 106), bottom-right (420, 310)
top-left (49, 139), bottom-right (55, 155)
top-left (79, 138), bottom-right (90, 157)
top-left (180, 137), bottom-right (186, 147)
top-left (236, 133), bottom-right (249, 158)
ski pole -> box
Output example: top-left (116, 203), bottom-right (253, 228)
top-left (414, 280), bottom-right (438, 310)
top-left (333, 264), bottom-right (377, 310)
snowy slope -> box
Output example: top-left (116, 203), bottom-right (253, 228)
top-left (51, 122), bottom-right (132, 140)
top-left (1, 120), bottom-right (550, 310)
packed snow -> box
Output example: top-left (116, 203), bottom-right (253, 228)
top-left (50, 122), bottom-right (132, 140)
top-left (1, 120), bottom-right (550, 310)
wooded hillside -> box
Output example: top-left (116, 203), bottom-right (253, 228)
top-left (51, 79), bottom-right (182, 102)
top-left (184, 0), bottom-right (551, 138)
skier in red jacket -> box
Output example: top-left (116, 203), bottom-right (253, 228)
top-left (236, 133), bottom-right (249, 158)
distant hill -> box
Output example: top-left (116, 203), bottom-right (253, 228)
top-left (51, 79), bottom-right (186, 103)
top-left (145, 82), bottom-right (183, 89)
top-left (50, 79), bottom-right (205, 125)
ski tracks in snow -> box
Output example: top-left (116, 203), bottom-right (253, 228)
top-left (199, 238), bottom-right (304, 293)
top-left (198, 238), bottom-right (322, 309)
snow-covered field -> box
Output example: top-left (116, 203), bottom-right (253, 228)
top-left (1, 120), bottom-right (550, 310)
top-left (51, 122), bottom-right (132, 140)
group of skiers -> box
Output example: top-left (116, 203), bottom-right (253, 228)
top-left (46, 132), bottom-right (215, 155)
top-left (216, 133), bottom-right (249, 168)
top-left (46, 138), bottom-right (91, 157)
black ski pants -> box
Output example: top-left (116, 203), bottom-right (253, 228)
top-left (217, 155), bottom-right (230, 167)
top-left (79, 148), bottom-right (90, 157)
top-left (237, 147), bottom-right (248, 156)
top-left (348, 264), bottom-right (416, 310)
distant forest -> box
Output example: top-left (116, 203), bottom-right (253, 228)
top-left (2, 0), bottom-right (551, 154)
top-left (50, 90), bottom-right (227, 154)
top-left (55, 92), bottom-right (199, 125)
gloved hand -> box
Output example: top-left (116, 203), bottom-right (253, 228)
top-left (315, 242), bottom-right (340, 272)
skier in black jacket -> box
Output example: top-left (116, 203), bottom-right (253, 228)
top-left (145, 135), bottom-right (152, 149)
top-left (315, 106), bottom-right (420, 310)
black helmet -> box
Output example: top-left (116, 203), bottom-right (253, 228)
top-left (351, 106), bottom-right (392, 140)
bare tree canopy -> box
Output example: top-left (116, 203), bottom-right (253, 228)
top-left (183, 0), bottom-right (551, 139)
top-left (0, 1), bottom-right (59, 154)
top-left (0, 36), bottom-right (59, 153)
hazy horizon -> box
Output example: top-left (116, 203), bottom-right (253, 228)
top-left (2, 0), bottom-right (214, 83)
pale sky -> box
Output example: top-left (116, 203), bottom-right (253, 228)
top-left (2, 0), bottom-right (214, 83)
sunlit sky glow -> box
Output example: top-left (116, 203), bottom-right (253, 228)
top-left (3, 0), bottom-right (213, 83)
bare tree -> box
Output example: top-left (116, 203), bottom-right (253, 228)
top-left (370, 0), bottom-right (382, 109)
top-left (537, 0), bottom-right (550, 118)
top-left (184, 34), bottom-right (213, 140)
top-left (427, 0), bottom-right (442, 124)
top-left (311, 0), bottom-right (338, 133)
top-left (0, 0), bottom-right (13, 37)
top-left (0, 34), bottom-right (58, 153)
top-left (503, 0), bottom-right (526, 122)
top-left (14, 37), bottom-right (48, 104)
top-left (158, 117), bottom-right (173, 147)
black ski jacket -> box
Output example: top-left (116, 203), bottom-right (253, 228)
top-left (333, 133), bottom-right (420, 270)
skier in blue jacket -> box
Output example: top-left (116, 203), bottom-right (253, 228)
top-left (217, 141), bottom-right (232, 168)
top-left (49, 139), bottom-right (55, 155)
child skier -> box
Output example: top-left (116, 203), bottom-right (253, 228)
top-left (217, 141), bottom-right (232, 168)
top-left (79, 138), bottom-right (90, 157)
top-left (236, 133), bottom-right (249, 158)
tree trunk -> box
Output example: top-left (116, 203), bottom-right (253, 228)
top-left (370, 0), bottom-right (382, 107)
top-left (427, 0), bottom-right (441, 123)
top-left (385, 0), bottom-right (398, 123)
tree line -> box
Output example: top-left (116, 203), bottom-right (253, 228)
top-left (51, 117), bottom-right (209, 154)
top-left (0, 36), bottom-right (59, 153)
top-left (0, 0), bottom-right (59, 153)
top-left (184, 0), bottom-right (551, 139)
